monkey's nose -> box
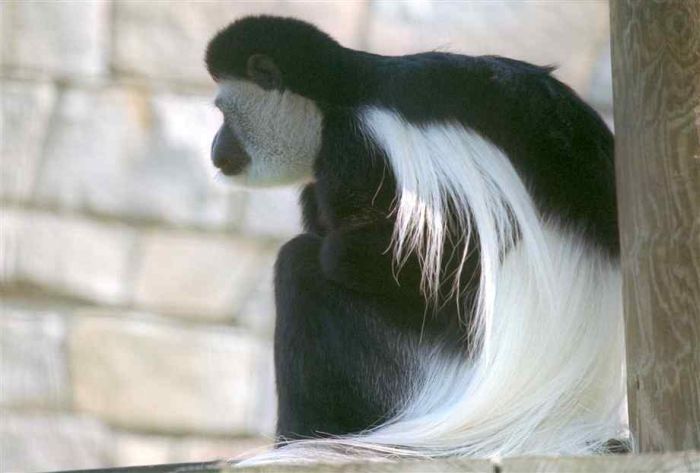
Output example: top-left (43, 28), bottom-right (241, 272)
top-left (211, 124), bottom-right (250, 175)
top-left (210, 128), bottom-right (226, 167)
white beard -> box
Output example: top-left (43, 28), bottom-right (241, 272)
top-left (215, 79), bottom-right (322, 187)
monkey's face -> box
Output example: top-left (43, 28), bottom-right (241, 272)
top-left (212, 77), bottom-right (323, 187)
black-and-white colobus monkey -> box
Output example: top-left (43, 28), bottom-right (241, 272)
top-left (206, 16), bottom-right (627, 464)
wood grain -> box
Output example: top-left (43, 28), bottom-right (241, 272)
top-left (500, 451), bottom-right (700, 473)
top-left (610, 0), bottom-right (700, 453)
top-left (227, 452), bottom-right (700, 473)
top-left (61, 452), bottom-right (700, 473)
top-left (232, 459), bottom-right (493, 473)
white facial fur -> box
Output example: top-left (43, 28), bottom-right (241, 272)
top-left (215, 78), bottom-right (323, 187)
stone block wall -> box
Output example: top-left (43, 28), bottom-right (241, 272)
top-left (0, 1), bottom-right (613, 471)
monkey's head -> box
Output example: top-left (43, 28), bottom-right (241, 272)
top-left (205, 16), bottom-right (349, 187)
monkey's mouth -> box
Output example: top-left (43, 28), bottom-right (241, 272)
top-left (216, 160), bottom-right (247, 176)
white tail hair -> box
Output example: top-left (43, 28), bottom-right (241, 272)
top-left (236, 108), bottom-right (627, 466)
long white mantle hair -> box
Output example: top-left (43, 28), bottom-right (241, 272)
top-left (238, 107), bottom-right (628, 466)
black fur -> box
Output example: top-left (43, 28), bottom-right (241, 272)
top-left (274, 234), bottom-right (422, 439)
top-left (206, 16), bottom-right (617, 441)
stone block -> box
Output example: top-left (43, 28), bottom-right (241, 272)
top-left (131, 231), bottom-right (267, 321)
top-left (114, 432), bottom-right (271, 465)
top-left (178, 436), bottom-right (271, 463)
top-left (0, 208), bottom-right (136, 304)
top-left (69, 313), bottom-right (275, 436)
top-left (33, 85), bottom-right (241, 229)
top-left (0, 207), bottom-right (21, 282)
top-left (112, 1), bottom-right (368, 85)
top-left (236, 248), bottom-right (279, 336)
top-left (0, 80), bottom-right (56, 202)
top-left (33, 86), bottom-right (151, 215)
top-left (0, 301), bottom-right (70, 408)
top-left (365, 1), bottom-right (610, 95)
top-left (0, 0), bottom-right (108, 76)
top-left (113, 433), bottom-right (171, 466)
top-left (144, 92), bottom-right (241, 228)
top-left (587, 42), bottom-right (614, 114)
top-left (240, 187), bottom-right (303, 239)
top-left (0, 411), bottom-right (112, 472)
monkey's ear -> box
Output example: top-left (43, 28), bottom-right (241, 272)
top-left (246, 54), bottom-right (282, 90)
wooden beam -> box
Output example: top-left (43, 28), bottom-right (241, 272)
top-left (42, 452), bottom-right (700, 473)
top-left (228, 452), bottom-right (700, 472)
top-left (499, 451), bottom-right (700, 473)
top-left (610, 0), bottom-right (700, 452)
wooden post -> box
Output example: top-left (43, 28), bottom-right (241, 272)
top-left (610, 0), bottom-right (700, 452)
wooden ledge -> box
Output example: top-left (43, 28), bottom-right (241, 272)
top-left (51, 451), bottom-right (700, 473)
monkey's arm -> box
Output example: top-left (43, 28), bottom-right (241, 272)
top-left (320, 222), bottom-right (479, 306)
top-left (300, 184), bottom-right (328, 236)
top-left (320, 223), bottom-right (424, 302)
top-left (275, 233), bottom-right (421, 439)
top-left (313, 110), bottom-right (479, 304)
top-left (301, 182), bottom-right (425, 301)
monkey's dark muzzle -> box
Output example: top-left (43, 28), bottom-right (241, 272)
top-left (211, 124), bottom-right (250, 176)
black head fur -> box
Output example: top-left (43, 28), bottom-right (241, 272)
top-left (206, 15), bottom-right (617, 256)
top-left (206, 16), bottom-right (362, 104)
top-left (206, 14), bottom-right (621, 443)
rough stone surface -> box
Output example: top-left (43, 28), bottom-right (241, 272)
top-left (0, 80), bottom-right (56, 202)
top-left (140, 92), bottom-right (241, 228)
top-left (131, 231), bottom-right (267, 321)
top-left (365, 1), bottom-right (610, 98)
top-left (69, 312), bottom-right (275, 435)
top-left (178, 436), bottom-right (271, 463)
top-left (0, 0), bottom-right (108, 76)
top-left (114, 432), bottom-right (271, 465)
top-left (0, 302), bottom-right (69, 408)
top-left (240, 187), bottom-right (303, 239)
top-left (236, 248), bottom-right (279, 336)
top-left (32, 86), bottom-right (151, 215)
top-left (112, 1), bottom-right (368, 84)
top-left (587, 42), bottom-right (614, 114)
top-left (0, 208), bottom-right (136, 304)
top-left (0, 411), bottom-right (112, 472)
top-left (32, 85), bottom-right (240, 229)
top-left (0, 208), bottom-right (20, 282)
